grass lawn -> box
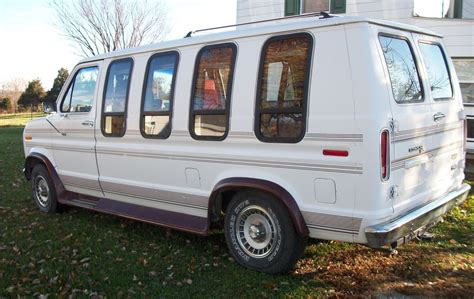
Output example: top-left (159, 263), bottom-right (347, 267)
top-left (0, 126), bottom-right (473, 297)
top-left (0, 113), bottom-right (46, 127)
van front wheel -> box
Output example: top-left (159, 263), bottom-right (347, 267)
top-left (31, 164), bottom-right (59, 213)
top-left (224, 190), bottom-right (305, 274)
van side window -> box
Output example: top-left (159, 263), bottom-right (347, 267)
top-left (379, 35), bottom-right (423, 104)
top-left (141, 52), bottom-right (179, 138)
top-left (255, 33), bottom-right (313, 143)
top-left (190, 43), bottom-right (237, 140)
top-left (102, 58), bottom-right (133, 137)
top-left (418, 43), bottom-right (453, 100)
top-left (60, 67), bottom-right (98, 113)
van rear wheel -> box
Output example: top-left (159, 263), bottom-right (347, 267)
top-left (224, 190), bottom-right (305, 274)
top-left (31, 164), bottom-right (60, 213)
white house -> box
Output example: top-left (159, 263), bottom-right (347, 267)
top-left (237, 0), bottom-right (474, 155)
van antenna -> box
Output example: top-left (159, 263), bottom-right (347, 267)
top-left (183, 11), bottom-right (335, 38)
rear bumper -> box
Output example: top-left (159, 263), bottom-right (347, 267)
top-left (365, 184), bottom-right (470, 248)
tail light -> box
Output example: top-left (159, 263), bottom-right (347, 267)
top-left (381, 129), bottom-right (390, 181)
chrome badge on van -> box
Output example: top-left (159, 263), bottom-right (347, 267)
top-left (409, 145), bottom-right (424, 154)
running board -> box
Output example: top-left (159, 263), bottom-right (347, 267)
top-left (59, 192), bottom-right (208, 235)
top-left (69, 198), bottom-right (97, 209)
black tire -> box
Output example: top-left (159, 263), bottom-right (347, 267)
top-left (31, 164), bottom-right (60, 213)
top-left (224, 190), bottom-right (306, 274)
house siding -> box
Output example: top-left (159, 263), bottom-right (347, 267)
top-left (236, 0), bottom-right (474, 57)
top-left (237, 0), bottom-right (284, 24)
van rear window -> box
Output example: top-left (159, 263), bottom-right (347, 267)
top-left (379, 35), bottom-right (423, 104)
top-left (418, 43), bottom-right (453, 100)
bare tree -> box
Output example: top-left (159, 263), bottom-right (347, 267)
top-left (0, 78), bottom-right (28, 113)
top-left (51, 0), bottom-right (170, 57)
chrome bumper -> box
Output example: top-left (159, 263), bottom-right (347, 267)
top-left (365, 184), bottom-right (470, 248)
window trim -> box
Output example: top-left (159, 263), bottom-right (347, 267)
top-left (378, 33), bottom-right (425, 105)
top-left (140, 51), bottom-right (180, 139)
top-left (59, 65), bottom-right (99, 113)
top-left (101, 57), bottom-right (134, 138)
top-left (418, 40), bottom-right (454, 101)
top-left (188, 42), bottom-right (237, 141)
top-left (254, 32), bottom-right (314, 143)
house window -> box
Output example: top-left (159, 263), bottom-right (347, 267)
top-left (60, 67), bottom-right (98, 113)
top-left (414, 0), bottom-right (464, 19)
top-left (102, 58), bottom-right (133, 137)
top-left (190, 43), bottom-right (237, 140)
top-left (141, 52), bottom-right (179, 138)
top-left (285, 0), bottom-right (346, 16)
top-left (379, 35), bottom-right (423, 104)
top-left (255, 33), bottom-right (313, 143)
top-left (453, 58), bottom-right (474, 104)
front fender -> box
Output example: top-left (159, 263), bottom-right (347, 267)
top-left (24, 152), bottom-right (67, 202)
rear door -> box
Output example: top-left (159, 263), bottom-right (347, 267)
top-left (376, 30), bottom-right (434, 214)
top-left (414, 34), bottom-right (464, 198)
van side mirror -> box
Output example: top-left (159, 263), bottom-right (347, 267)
top-left (43, 103), bottom-right (57, 114)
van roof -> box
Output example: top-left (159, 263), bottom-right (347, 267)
top-left (80, 15), bottom-right (442, 64)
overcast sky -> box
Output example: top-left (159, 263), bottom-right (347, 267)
top-left (0, 0), bottom-right (236, 89)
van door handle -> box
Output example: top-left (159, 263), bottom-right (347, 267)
top-left (81, 120), bottom-right (94, 127)
top-left (433, 112), bottom-right (445, 122)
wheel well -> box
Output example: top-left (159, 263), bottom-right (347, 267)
top-left (210, 189), bottom-right (238, 222)
top-left (24, 157), bottom-right (46, 180)
top-left (208, 178), bottom-right (309, 236)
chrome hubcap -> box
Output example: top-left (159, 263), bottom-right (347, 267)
top-left (236, 205), bottom-right (276, 258)
top-left (34, 176), bottom-right (49, 207)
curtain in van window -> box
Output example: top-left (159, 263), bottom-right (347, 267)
top-left (190, 44), bottom-right (236, 140)
top-left (256, 34), bottom-right (312, 142)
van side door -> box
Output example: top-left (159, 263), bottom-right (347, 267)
top-left (49, 62), bottom-right (103, 198)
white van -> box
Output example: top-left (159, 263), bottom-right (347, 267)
top-left (23, 14), bottom-right (470, 274)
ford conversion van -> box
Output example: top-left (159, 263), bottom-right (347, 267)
top-left (23, 14), bottom-right (470, 273)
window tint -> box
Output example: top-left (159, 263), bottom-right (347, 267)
top-left (141, 52), bottom-right (179, 138)
top-left (190, 44), bottom-right (236, 140)
top-left (60, 67), bottom-right (98, 113)
top-left (379, 36), bottom-right (423, 103)
top-left (255, 33), bottom-right (312, 143)
top-left (102, 58), bottom-right (133, 137)
top-left (419, 43), bottom-right (453, 100)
